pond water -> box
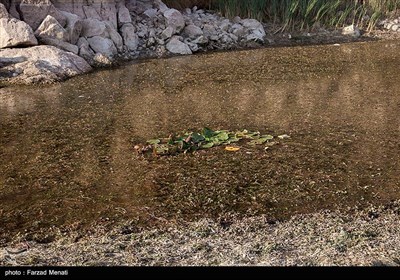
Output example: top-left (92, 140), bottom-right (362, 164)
top-left (1, 40), bottom-right (399, 236)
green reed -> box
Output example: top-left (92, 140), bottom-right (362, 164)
top-left (164, 0), bottom-right (400, 31)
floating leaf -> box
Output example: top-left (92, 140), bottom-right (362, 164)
top-left (155, 144), bottom-right (169, 154)
top-left (201, 142), bottom-right (214, 149)
top-left (202, 127), bottom-right (215, 139)
top-left (278, 134), bottom-right (290, 139)
top-left (248, 138), bottom-right (269, 146)
top-left (147, 139), bottom-right (160, 145)
top-left (191, 133), bottom-right (205, 143)
top-left (216, 131), bottom-right (229, 141)
top-left (261, 135), bottom-right (274, 140)
top-left (227, 137), bottom-right (240, 143)
top-left (225, 146), bottom-right (240, 152)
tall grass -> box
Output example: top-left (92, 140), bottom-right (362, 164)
top-left (164, 0), bottom-right (400, 31)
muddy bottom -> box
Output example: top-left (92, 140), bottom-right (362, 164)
top-left (0, 40), bottom-right (399, 240)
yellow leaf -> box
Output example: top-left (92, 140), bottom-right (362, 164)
top-left (225, 146), bottom-right (240, 152)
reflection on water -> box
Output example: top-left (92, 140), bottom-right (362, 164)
top-left (0, 40), bottom-right (399, 235)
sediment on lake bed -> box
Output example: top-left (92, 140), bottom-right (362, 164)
top-left (1, 200), bottom-right (400, 266)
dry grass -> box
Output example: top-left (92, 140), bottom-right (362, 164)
top-left (1, 201), bottom-right (400, 266)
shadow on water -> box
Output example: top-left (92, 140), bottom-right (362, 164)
top-left (0, 40), bottom-right (399, 236)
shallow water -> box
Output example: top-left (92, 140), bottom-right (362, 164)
top-left (1, 40), bottom-right (399, 235)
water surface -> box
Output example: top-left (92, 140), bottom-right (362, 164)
top-left (1, 40), bottom-right (399, 236)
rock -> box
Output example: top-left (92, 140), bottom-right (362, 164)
top-left (117, 4), bottom-right (131, 27)
top-left (79, 44), bottom-right (95, 62)
top-left (134, 0), bottom-right (153, 14)
top-left (77, 36), bottom-right (95, 61)
top-left (87, 36), bottom-right (117, 58)
top-left (93, 53), bottom-right (113, 67)
top-left (99, 2), bottom-right (117, 29)
top-left (19, 0), bottom-right (67, 31)
top-left (203, 24), bottom-right (217, 37)
top-left (231, 23), bottom-right (245, 38)
top-left (0, 18), bottom-right (37, 48)
top-left (155, 45), bottom-right (166, 57)
top-left (136, 23), bottom-right (148, 38)
top-left (77, 36), bottom-right (89, 48)
top-left (0, 3), bottom-right (10, 19)
top-left (8, 0), bottom-right (20, 19)
top-left (192, 35), bottom-right (208, 45)
top-left (154, 0), bottom-right (168, 13)
top-left (184, 24), bottom-right (203, 39)
top-left (83, 5), bottom-right (101, 20)
top-left (163, 8), bottom-right (185, 34)
top-left (219, 19), bottom-right (230, 32)
top-left (241, 19), bottom-right (266, 42)
top-left (38, 37), bottom-right (79, 55)
top-left (62, 11), bottom-right (82, 45)
top-left (0, 1), bottom-right (10, 10)
top-left (342, 24), bottom-right (361, 37)
top-left (120, 23), bottom-right (139, 51)
top-left (184, 40), bottom-right (199, 52)
top-left (143, 8), bottom-right (157, 19)
top-left (391, 24), bottom-right (399, 31)
top-left (233, 16), bottom-right (241, 23)
top-left (166, 36), bottom-right (192, 55)
top-left (105, 21), bottom-right (123, 52)
top-left (81, 18), bottom-right (107, 38)
top-left (161, 26), bottom-right (174, 40)
top-left (35, 15), bottom-right (69, 42)
top-left (0, 45), bottom-right (91, 84)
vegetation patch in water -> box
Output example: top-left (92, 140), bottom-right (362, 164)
top-left (135, 128), bottom-right (289, 156)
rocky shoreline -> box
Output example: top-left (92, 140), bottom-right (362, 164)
top-left (1, 0), bottom-right (399, 85)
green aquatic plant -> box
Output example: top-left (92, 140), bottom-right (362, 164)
top-left (135, 128), bottom-right (289, 156)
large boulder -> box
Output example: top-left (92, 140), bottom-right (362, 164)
top-left (62, 11), bottom-right (82, 45)
top-left (19, 0), bottom-right (67, 31)
top-left (120, 23), bottom-right (138, 51)
top-left (166, 36), bottom-right (192, 55)
top-left (163, 8), bottom-right (185, 35)
top-left (0, 17), bottom-right (37, 48)
top-left (35, 15), bottom-right (69, 42)
top-left (0, 3), bottom-right (10, 19)
top-left (81, 18), bottom-right (107, 37)
top-left (0, 45), bottom-right (92, 84)
top-left (87, 36), bottom-right (117, 58)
